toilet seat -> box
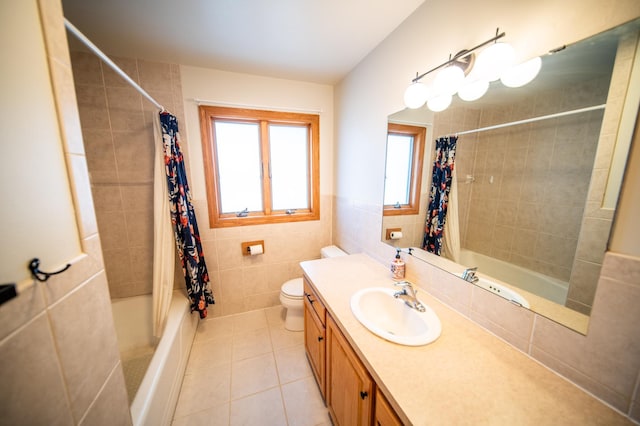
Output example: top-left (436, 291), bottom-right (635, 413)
top-left (281, 278), bottom-right (303, 299)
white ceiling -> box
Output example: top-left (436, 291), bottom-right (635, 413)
top-left (61, 0), bottom-right (425, 84)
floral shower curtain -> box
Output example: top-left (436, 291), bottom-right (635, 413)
top-left (159, 112), bottom-right (215, 318)
top-left (423, 135), bottom-right (457, 255)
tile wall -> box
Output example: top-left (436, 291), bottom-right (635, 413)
top-left (0, 1), bottom-right (131, 424)
top-left (70, 51), bottom-right (186, 300)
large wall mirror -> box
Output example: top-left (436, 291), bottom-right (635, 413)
top-left (381, 18), bottom-right (640, 334)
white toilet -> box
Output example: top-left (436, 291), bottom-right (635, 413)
top-left (279, 245), bottom-right (347, 331)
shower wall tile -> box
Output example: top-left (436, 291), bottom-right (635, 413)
top-left (48, 271), bottom-right (121, 422)
top-left (70, 51), bottom-right (104, 86)
top-left (75, 84), bottom-right (111, 130)
top-left (102, 56), bottom-right (140, 87)
top-left (78, 363), bottom-right (131, 426)
top-left (124, 210), bottom-right (154, 248)
top-left (0, 314), bottom-right (74, 426)
top-left (67, 153), bottom-right (99, 238)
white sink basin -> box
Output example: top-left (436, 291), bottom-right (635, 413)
top-left (350, 287), bottom-right (441, 346)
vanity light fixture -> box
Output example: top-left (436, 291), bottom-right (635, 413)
top-left (500, 56), bottom-right (542, 87)
top-left (403, 28), bottom-right (508, 110)
top-left (458, 77), bottom-right (490, 101)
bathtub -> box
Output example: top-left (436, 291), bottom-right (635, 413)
top-left (458, 249), bottom-right (569, 305)
top-left (111, 290), bottom-right (198, 426)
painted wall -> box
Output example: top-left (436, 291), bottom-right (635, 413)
top-left (0, 0), bottom-right (131, 424)
top-left (0, 0), bottom-right (81, 285)
top-left (334, 0), bottom-right (640, 421)
top-left (179, 66), bottom-right (335, 316)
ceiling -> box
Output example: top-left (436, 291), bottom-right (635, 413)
top-left (61, 0), bottom-right (425, 84)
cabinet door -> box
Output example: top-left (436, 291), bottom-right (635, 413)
top-left (304, 296), bottom-right (325, 398)
top-left (374, 388), bottom-right (403, 426)
top-left (327, 315), bottom-right (373, 426)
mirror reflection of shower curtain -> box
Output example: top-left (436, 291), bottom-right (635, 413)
top-left (423, 135), bottom-right (457, 255)
top-left (152, 113), bottom-right (175, 338)
top-left (442, 172), bottom-right (460, 263)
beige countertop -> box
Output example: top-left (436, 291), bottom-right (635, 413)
top-left (300, 254), bottom-right (631, 426)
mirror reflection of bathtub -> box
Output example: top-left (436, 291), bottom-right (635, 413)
top-left (458, 249), bottom-right (566, 306)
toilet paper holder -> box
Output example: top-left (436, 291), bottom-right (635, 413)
top-left (241, 240), bottom-right (265, 256)
top-left (385, 228), bottom-right (402, 240)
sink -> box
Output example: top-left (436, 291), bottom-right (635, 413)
top-left (475, 277), bottom-right (530, 309)
top-left (350, 287), bottom-right (441, 346)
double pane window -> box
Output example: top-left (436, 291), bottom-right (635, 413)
top-left (200, 106), bottom-right (319, 227)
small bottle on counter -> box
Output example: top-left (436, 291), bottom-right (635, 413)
top-left (390, 249), bottom-right (405, 281)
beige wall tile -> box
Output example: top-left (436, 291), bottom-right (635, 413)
top-left (48, 272), bottom-right (121, 421)
top-left (575, 217), bottom-right (613, 264)
top-left (75, 84), bottom-right (110, 130)
top-left (0, 314), bottom-right (73, 426)
top-left (600, 252), bottom-right (640, 286)
top-left (78, 364), bottom-right (132, 426)
top-left (71, 51), bottom-right (104, 86)
top-left (102, 56), bottom-right (139, 87)
top-left (67, 153), bottom-right (98, 238)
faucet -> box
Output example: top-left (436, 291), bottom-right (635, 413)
top-left (393, 281), bottom-right (426, 312)
top-left (462, 267), bottom-right (479, 283)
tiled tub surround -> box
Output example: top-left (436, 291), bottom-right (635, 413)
top-left (301, 254), bottom-right (635, 424)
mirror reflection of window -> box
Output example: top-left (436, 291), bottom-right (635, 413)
top-left (383, 123), bottom-right (426, 216)
top-left (384, 133), bottom-right (413, 206)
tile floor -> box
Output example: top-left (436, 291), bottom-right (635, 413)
top-left (172, 305), bottom-right (331, 426)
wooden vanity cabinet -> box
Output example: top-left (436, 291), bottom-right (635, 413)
top-left (303, 278), bottom-right (326, 398)
top-left (303, 278), bottom-right (404, 425)
top-left (374, 388), bottom-right (403, 426)
top-left (327, 314), bottom-right (374, 426)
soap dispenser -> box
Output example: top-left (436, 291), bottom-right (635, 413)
top-left (390, 249), bottom-right (405, 281)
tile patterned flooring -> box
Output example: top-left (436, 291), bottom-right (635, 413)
top-left (172, 306), bottom-right (331, 426)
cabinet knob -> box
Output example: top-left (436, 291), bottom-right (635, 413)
top-left (360, 391), bottom-right (368, 400)
top-left (318, 336), bottom-right (324, 342)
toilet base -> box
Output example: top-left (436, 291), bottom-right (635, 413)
top-left (283, 306), bottom-right (304, 331)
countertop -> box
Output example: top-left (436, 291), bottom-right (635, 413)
top-left (300, 254), bottom-right (631, 426)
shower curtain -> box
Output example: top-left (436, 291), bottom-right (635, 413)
top-left (442, 171), bottom-right (461, 263)
top-left (158, 112), bottom-right (215, 319)
top-left (423, 135), bottom-right (457, 256)
top-left (152, 113), bottom-right (176, 337)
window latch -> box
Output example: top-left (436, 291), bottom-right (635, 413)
top-left (394, 202), bottom-right (401, 209)
top-left (236, 208), bottom-right (249, 217)
top-left (286, 209), bottom-right (296, 215)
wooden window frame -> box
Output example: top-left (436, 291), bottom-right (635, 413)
top-left (199, 105), bottom-right (320, 228)
top-left (383, 123), bottom-right (426, 216)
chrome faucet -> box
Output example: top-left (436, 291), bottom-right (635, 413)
top-left (462, 267), bottom-right (479, 283)
top-left (393, 281), bottom-right (426, 312)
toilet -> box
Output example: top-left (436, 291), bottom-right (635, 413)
top-left (280, 245), bottom-right (347, 331)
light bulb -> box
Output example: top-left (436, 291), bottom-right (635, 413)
top-left (434, 65), bottom-right (465, 96)
top-left (427, 94), bottom-right (452, 112)
top-left (403, 82), bottom-right (429, 109)
top-left (500, 56), bottom-right (542, 88)
top-left (458, 78), bottom-right (489, 101)
top-left (475, 42), bottom-right (515, 82)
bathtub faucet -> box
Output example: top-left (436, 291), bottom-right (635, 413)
top-left (393, 281), bottom-right (426, 312)
top-left (462, 267), bottom-right (479, 283)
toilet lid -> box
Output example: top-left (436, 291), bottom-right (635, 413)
top-left (282, 278), bottom-right (303, 297)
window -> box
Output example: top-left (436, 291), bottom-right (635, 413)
top-left (199, 106), bottom-right (320, 227)
top-left (383, 123), bottom-right (426, 216)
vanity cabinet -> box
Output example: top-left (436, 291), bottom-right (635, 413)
top-left (327, 314), bottom-right (373, 426)
top-left (304, 277), bottom-right (404, 426)
top-left (303, 278), bottom-right (326, 398)
top-left (374, 388), bottom-right (403, 426)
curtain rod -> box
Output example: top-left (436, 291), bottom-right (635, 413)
top-left (64, 18), bottom-right (166, 112)
top-left (193, 98), bottom-right (323, 114)
top-left (449, 104), bottom-right (606, 137)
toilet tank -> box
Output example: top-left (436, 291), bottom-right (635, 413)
top-left (320, 245), bottom-right (347, 258)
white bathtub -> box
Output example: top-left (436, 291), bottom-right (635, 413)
top-left (111, 290), bottom-right (198, 426)
top-left (458, 249), bottom-right (569, 305)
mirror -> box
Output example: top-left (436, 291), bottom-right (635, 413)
top-left (382, 18), bottom-right (640, 334)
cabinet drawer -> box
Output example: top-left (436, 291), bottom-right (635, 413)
top-left (304, 278), bottom-right (326, 325)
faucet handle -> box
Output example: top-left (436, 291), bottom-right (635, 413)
top-left (393, 280), bottom-right (412, 287)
